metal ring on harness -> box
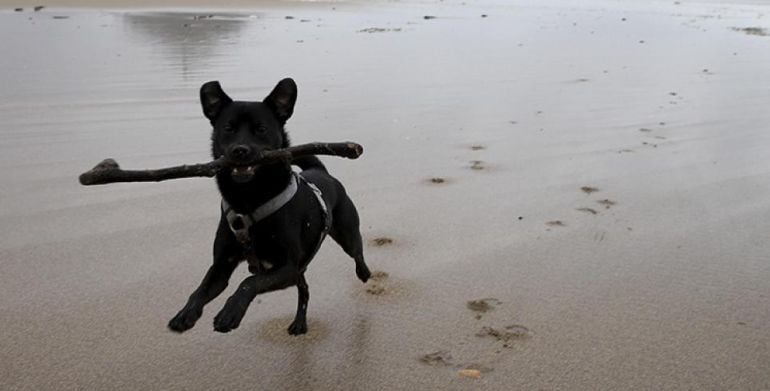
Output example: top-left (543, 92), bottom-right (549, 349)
top-left (221, 172), bottom-right (331, 264)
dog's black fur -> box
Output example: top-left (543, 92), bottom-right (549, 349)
top-left (168, 78), bottom-right (371, 335)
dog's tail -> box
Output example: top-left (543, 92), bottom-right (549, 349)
top-left (292, 155), bottom-right (328, 172)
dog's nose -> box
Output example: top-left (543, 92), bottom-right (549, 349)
top-left (229, 145), bottom-right (252, 159)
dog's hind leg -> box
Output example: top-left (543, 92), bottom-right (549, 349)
top-left (329, 195), bottom-right (371, 283)
top-left (168, 221), bottom-right (239, 333)
top-left (213, 265), bottom-right (299, 333)
top-left (287, 273), bottom-right (309, 335)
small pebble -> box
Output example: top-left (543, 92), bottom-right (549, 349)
top-left (458, 369), bottom-right (481, 379)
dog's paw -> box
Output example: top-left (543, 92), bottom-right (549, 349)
top-left (356, 264), bottom-right (371, 283)
top-left (213, 302), bottom-right (245, 333)
top-left (287, 319), bottom-right (308, 335)
top-left (168, 307), bottom-right (202, 333)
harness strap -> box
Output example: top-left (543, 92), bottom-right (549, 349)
top-left (297, 174), bottom-right (332, 263)
top-left (222, 173), bottom-right (298, 244)
top-left (221, 173), bottom-right (332, 262)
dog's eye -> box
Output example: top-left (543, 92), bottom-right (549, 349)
top-left (223, 124), bottom-right (234, 133)
top-left (255, 125), bottom-right (267, 134)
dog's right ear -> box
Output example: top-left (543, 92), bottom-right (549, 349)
top-left (200, 81), bottom-right (232, 123)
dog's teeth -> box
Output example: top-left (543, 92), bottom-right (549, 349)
top-left (231, 166), bottom-right (256, 181)
top-left (232, 166), bottom-right (253, 174)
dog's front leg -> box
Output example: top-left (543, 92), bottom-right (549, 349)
top-left (213, 265), bottom-right (298, 333)
top-left (168, 220), bottom-right (239, 333)
top-left (168, 259), bottom-right (238, 332)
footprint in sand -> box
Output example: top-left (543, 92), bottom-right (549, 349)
top-left (545, 220), bottom-right (566, 227)
top-left (467, 300), bottom-right (532, 347)
top-left (418, 350), bottom-right (495, 377)
top-left (469, 160), bottom-right (485, 170)
top-left (577, 187), bottom-right (602, 215)
top-left (475, 325), bottom-right (531, 348)
top-left (365, 271), bottom-right (389, 295)
top-left (639, 127), bottom-right (667, 141)
top-left (467, 298), bottom-right (502, 320)
top-left (426, 177), bottom-right (450, 185)
top-left (578, 186), bottom-right (618, 212)
top-left (419, 350), bottom-right (454, 366)
top-left (732, 27), bottom-right (769, 36)
top-left (418, 300), bottom-right (531, 378)
top-left (596, 199), bottom-right (617, 209)
top-left (369, 237), bottom-right (393, 247)
top-left (593, 231), bottom-right (607, 242)
top-left (366, 238), bottom-right (392, 296)
top-left (576, 207), bottom-right (599, 215)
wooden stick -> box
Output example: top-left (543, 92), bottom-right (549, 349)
top-left (79, 142), bottom-right (363, 186)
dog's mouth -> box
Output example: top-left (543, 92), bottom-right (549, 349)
top-left (230, 165), bottom-right (257, 183)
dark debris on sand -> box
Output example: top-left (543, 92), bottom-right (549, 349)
top-left (732, 27), bottom-right (769, 36)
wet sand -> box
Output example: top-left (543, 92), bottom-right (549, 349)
top-left (2, 0), bottom-right (770, 389)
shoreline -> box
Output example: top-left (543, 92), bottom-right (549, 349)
top-left (0, 0), bottom-right (353, 12)
top-left (1, 0), bottom-right (769, 11)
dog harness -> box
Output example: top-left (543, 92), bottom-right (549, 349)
top-left (221, 172), bottom-right (331, 267)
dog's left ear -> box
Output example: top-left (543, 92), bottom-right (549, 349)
top-left (264, 78), bottom-right (297, 123)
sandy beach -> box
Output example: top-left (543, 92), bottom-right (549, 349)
top-left (1, 0), bottom-right (769, 389)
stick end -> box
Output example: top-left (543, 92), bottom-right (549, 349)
top-left (346, 143), bottom-right (363, 159)
top-left (79, 159), bottom-right (120, 186)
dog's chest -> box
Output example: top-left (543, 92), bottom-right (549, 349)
top-left (243, 235), bottom-right (287, 273)
top-left (246, 256), bottom-right (280, 274)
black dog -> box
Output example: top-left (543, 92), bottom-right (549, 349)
top-left (168, 78), bottom-right (371, 335)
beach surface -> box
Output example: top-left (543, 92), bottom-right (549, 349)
top-left (1, 0), bottom-right (769, 389)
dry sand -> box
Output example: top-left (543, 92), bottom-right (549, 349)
top-left (1, 0), bottom-right (770, 389)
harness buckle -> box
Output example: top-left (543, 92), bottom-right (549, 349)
top-left (227, 212), bottom-right (252, 244)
